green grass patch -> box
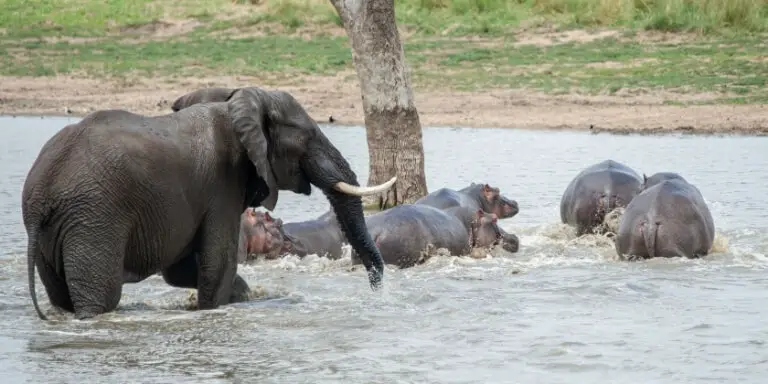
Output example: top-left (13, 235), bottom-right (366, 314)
top-left (1, 31), bottom-right (765, 104)
top-left (1, 0), bottom-right (767, 40)
top-left (1, 0), bottom-right (765, 105)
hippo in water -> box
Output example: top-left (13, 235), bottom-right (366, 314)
top-left (560, 160), bottom-right (644, 236)
top-left (615, 172), bottom-right (715, 260)
top-left (415, 183), bottom-right (520, 253)
top-left (351, 204), bottom-right (503, 268)
top-left (237, 208), bottom-right (284, 262)
top-left (171, 87), bottom-right (235, 112)
top-left (276, 210), bottom-right (346, 259)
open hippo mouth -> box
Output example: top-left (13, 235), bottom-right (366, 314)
top-left (470, 218), bottom-right (504, 249)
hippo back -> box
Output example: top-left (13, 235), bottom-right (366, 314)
top-left (560, 160), bottom-right (643, 233)
top-left (413, 188), bottom-right (474, 210)
top-left (360, 204), bottom-right (470, 267)
top-left (282, 215), bottom-right (345, 259)
top-left (616, 178), bottom-right (714, 258)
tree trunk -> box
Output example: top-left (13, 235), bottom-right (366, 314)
top-left (329, 0), bottom-right (428, 209)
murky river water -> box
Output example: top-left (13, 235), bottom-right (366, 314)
top-left (1, 115), bottom-right (767, 383)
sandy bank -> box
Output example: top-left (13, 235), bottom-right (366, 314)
top-left (1, 75), bottom-right (766, 134)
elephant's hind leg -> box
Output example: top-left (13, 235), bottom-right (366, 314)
top-left (37, 256), bottom-right (74, 313)
top-left (62, 237), bottom-right (125, 320)
top-left (161, 253), bottom-right (198, 289)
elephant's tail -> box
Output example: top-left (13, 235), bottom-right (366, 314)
top-left (26, 226), bottom-right (47, 320)
top-left (642, 220), bottom-right (658, 259)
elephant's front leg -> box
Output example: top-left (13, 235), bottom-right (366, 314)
top-left (163, 253), bottom-right (251, 305)
top-left (195, 214), bottom-right (247, 310)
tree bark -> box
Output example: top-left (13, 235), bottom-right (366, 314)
top-left (329, 0), bottom-right (428, 209)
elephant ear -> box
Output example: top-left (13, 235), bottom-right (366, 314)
top-left (228, 88), bottom-right (279, 211)
top-left (171, 87), bottom-right (238, 111)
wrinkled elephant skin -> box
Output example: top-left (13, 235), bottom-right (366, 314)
top-left (22, 86), bottom-right (394, 321)
top-left (351, 205), bottom-right (503, 269)
top-left (560, 159), bottom-right (644, 236)
top-left (615, 172), bottom-right (715, 259)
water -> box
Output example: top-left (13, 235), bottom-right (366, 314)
top-left (1, 115), bottom-right (767, 383)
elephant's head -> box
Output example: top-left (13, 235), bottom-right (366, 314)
top-left (478, 183), bottom-right (519, 219)
top-left (176, 87), bottom-right (393, 289)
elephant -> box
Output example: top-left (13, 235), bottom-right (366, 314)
top-left (351, 204), bottom-right (504, 269)
top-left (171, 87), bottom-right (235, 112)
top-left (560, 159), bottom-right (643, 236)
top-left (414, 182), bottom-right (520, 253)
top-left (22, 86), bottom-right (395, 320)
top-left (238, 208), bottom-right (285, 262)
top-left (615, 172), bottom-right (715, 259)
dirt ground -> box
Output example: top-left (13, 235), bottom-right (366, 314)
top-left (1, 73), bottom-right (766, 134)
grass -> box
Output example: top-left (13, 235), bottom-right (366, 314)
top-left (0, 0), bottom-right (766, 104)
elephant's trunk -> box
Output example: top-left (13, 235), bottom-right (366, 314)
top-left (324, 190), bottom-right (384, 289)
top-left (301, 142), bottom-right (386, 290)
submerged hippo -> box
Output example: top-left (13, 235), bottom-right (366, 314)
top-left (171, 87), bottom-right (235, 112)
top-left (560, 160), bottom-right (644, 236)
top-left (351, 204), bottom-right (503, 269)
top-left (278, 210), bottom-right (346, 259)
top-left (615, 172), bottom-right (715, 259)
top-left (238, 208), bottom-right (284, 262)
top-left (415, 182), bottom-right (520, 253)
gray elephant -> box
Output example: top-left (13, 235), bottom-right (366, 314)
top-left (414, 182), bottom-right (520, 253)
top-left (351, 204), bottom-right (503, 269)
top-left (171, 87), bottom-right (235, 112)
top-left (238, 208), bottom-right (285, 262)
top-left (615, 172), bottom-right (715, 259)
top-left (560, 159), bottom-right (643, 236)
top-left (22, 86), bottom-right (396, 320)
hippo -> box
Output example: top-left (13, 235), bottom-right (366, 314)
top-left (560, 160), bottom-right (644, 236)
top-left (237, 208), bottom-right (284, 262)
top-left (276, 210), bottom-right (346, 259)
top-left (351, 204), bottom-right (503, 269)
top-left (415, 182), bottom-right (520, 253)
top-left (615, 172), bottom-right (715, 260)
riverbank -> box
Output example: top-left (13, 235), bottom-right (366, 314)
top-left (1, 0), bottom-right (766, 133)
top-left (1, 74), bottom-right (766, 134)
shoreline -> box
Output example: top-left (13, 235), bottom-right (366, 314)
top-left (1, 75), bottom-right (766, 135)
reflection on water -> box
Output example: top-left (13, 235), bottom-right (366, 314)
top-left (1, 115), bottom-right (767, 383)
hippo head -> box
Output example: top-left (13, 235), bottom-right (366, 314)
top-left (642, 172), bottom-right (688, 190)
top-left (470, 209), bottom-right (503, 249)
top-left (240, 208), bottom-right (285, 260)
top-left (479, 184), bottom-right (519, 219)
top-left (270, 219), bottom-right (309, 257)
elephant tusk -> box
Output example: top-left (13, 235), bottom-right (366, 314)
top-left (333, 176), bottom-right (397, 197)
